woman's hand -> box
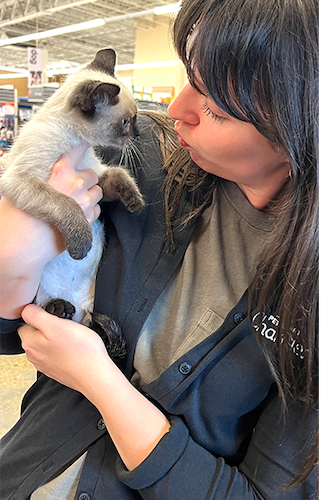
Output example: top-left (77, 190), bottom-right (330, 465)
top-left (0, 145), bottom-right (102, 319)
top-left (48, 146), bottom-right (103, 226)
top-left (19, 303), bottom-right (170, 472)
top-left (18, 304), bottom-right (109, 393)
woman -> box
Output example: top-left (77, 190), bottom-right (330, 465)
top-left (0, 0), bottom-right (318, 498)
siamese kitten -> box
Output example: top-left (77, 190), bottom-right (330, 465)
top-left (0, 48), bottom-right (145, 359)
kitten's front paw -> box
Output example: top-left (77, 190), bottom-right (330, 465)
top-left (44, 299), bottom-right (76, 319)
top-left (123, 189), bottom-right (145, 213)
top-left (65, 222), bottom-right (93, 260)
top-left (67, 237), bottom-right (92, 260)
top-left (99, 167), bottom-right (145, 214)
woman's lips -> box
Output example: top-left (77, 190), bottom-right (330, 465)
top-left (174, 121), bottom-right (191, 148)
top-left (176, 132), bottom-right (190, 148)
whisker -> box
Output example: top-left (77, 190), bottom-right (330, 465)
top-left (119, 148), bottom-right (126, 167)
top-left (129, 139), bottom-right (145, 165)
top-left (126, 146), bottom-right (137, 177)
top-left (121, 139), bottom-right (141, 177)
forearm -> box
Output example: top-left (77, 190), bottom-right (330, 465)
top-left (116, 396), bottom-right (317, 500)
top-left (79, 356), bottom-right (171, 471)
top-left (0, 275), bottom-right (41, 319)
top-left (0, 197), bottom-right (64, 319)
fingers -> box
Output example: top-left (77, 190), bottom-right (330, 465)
top-left (20, 303), bottom-right (63, 335)
top-left (50, 146), bottom-right (99, 192)
top-left (19, 304), bottom-right (67, 355)
top-left (18, 304), bottom-right (107, 378)
top-left (50, 146), bottom-right (89, 182)
top-left (81, 185), bottom-right (102, 224)
top-left (50, 163), bottom-right (99, 194)
top-left (21, 303), bottom-right (49, 327)
top-left (48, 148), bottom-right (102, 225)
top-left (75, 168), bottom-right (99, 191)
top-left (18, 305), bottom-right (49, 364)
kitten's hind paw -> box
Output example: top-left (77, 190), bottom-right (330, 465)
top-left (44, 298), bottom-right (76, 319)
top-left (90, 312), bottom-right (126, 360)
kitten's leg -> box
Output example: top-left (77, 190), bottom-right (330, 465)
top-left (44, 299), bottom-right (76, 319)
top-left (98, 167), bottom-right (145, 213)
top-left (90, 312), bottom-right (126, 361)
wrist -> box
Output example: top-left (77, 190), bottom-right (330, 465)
top-left (79, 356), bottom-right (170, 471)
top-left (76, 352), bottom-right (120, 404)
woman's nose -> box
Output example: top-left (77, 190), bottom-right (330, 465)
top-left (168, 83), bottom-right (200, 125)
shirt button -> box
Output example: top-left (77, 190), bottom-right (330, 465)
top-left (97, 418), bottom-right (106, 430)
top-left (78, 493), bottom-right (90, 500)
top-left (233, 313), bottom-right (243, 325)
top-left (178, 362), bottom-right (192, 375)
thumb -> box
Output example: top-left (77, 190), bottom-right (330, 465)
top-left (21, 303), bottom-right (57, 330)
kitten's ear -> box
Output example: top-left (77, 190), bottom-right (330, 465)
top-left (91, 82), bottom-right (120, 106)
top-left (87, 48), bottom-right (117, 77)
top-left (70, 81), bottom-right (120, 116)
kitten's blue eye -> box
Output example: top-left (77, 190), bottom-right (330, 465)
top-left (122, 117), bottom-right (130, 127)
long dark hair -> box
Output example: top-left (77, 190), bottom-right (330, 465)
top-left (170, 0), bottom-right (318, 489)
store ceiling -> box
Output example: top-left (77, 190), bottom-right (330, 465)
top-left (0, 0), bottom-right (175, 71)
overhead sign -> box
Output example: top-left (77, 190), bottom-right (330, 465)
top-left (27, 47), bottom-right (47, 87)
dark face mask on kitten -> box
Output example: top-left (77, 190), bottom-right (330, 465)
top-left (68, 49), bottom-right (139, 148)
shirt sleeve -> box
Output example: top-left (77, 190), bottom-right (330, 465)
top-left (0, 317), bottom-right (24, 354)
top-left (116, 395), bottom-right (318, 499)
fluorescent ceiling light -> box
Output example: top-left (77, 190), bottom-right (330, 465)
top-left (0, 18), bottom-right (105, 47)
top-left (154, 2), bottom-right (181, 15)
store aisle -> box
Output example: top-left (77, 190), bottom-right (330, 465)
top-left (0, 354), bottom-right (36, 438)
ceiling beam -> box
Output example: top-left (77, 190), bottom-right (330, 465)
top-left (0, 0), bottom-right (98, 27)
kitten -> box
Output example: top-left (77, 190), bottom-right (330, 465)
top-left (0, 48), bottom-right (145, 360)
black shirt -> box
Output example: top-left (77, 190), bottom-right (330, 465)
top-left (0, 114), bottom-right (317, 500)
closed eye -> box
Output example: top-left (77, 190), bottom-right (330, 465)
top-left (201, 99), bottom-right (225, 124)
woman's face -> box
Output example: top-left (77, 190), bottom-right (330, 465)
top-left (168, 81), bottom-right (291, 209)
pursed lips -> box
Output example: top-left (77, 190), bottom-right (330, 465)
top-left (174, 121), bottom-right (190, 148)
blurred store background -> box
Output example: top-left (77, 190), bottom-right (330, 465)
top-left (0, 0), bottom-right (185, 155)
